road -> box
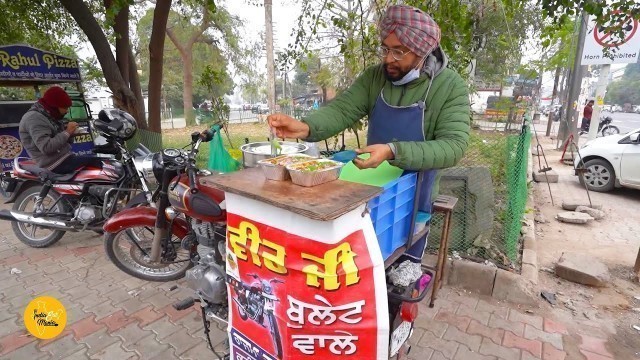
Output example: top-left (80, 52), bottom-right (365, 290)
top-left (601, 111), bottom-right (640, 134)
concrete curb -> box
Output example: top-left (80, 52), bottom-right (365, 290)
top-left (422, 142), bottom-right (540, 306)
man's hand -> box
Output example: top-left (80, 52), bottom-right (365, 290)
top-left (353, 144), bottom-right (394, 169)
top-left (65, 121), bottom-right (78, 135)
top-left (267, 113), bottom-right (310, 139)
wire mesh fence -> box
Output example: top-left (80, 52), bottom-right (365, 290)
top-left (427, 121), bottom-right (531, 270)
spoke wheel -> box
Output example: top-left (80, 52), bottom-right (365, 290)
top-left (104, 226), bottom-right (192, 281)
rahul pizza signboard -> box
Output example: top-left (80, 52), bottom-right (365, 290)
top-left (581, 15), bottom-right (640, 65)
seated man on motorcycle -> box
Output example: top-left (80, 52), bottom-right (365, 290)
top-left (19, 86), bottom-right (103, 174)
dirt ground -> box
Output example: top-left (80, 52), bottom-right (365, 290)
top-left (531, 134), bottom-right (640, 359)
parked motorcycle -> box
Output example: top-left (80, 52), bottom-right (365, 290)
top-left (0, 109), bottom-right (154, 248)
top-left (103, 128), bottom-right (228, 281)
top-left (229, 273), bottom-right (284, 359)
top-left (580, 115), bottom-right (620, 136)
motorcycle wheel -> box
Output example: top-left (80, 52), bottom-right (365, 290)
top-left (267, 312), bottom-right (283, 358)
top-left (11, 186), bottom-right (67, 248)
top-left (237, 302), bottom-right (248, 321)
top-left (601, 125), bottom-right (620, 136)
top-left (104, 226), bottom-right (192, 281)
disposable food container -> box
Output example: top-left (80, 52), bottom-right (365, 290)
top-left (285, 159), bottom-right (344, 187)
top-left (257, 154), bottom-right (316, 181)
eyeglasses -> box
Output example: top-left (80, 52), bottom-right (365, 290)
top-left (378, 46), bottom-right (411, 61)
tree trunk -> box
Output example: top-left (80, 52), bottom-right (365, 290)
top-left (60, 0), bottom-right (139, 123)
top-left (265, 0), bottom-right (276, 120)
top-left (128, 46), bottom-right (147, 129)
top-left (113, 2), bottom-right (130, 87)
top-left (183, 51), bottom-right (195, 126)
top-left (147, 0), bottom-right (172, 133)
top-left (546, 66), bottom-right (561, 136)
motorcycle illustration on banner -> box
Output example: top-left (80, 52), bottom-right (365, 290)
top-left (228, 273), bottom-right (284, 359)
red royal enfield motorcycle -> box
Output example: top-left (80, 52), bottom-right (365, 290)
top-left (103, 129), bottom-right (228, 282)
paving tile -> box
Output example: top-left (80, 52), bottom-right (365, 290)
top-left (0, 330), bottom-right (36, 356)
top-left (159, 327), bottom-right (201, 356)
top-left (0, 318), bottom-right (23, 338)
top-left (578, 335), bottom-right (612, 357)
top-left (508, 310), bottom-right (543, 330)
top-left (125, 333), bottom-right (173, 358)
top-left (454, 344), bottom-right (498, 360)
top-left (443, 325), bottom-right (482, 352)
top-left (113, 323), bottom-right (156, 348)
top-left (543, 318), bottom-right (569, 335)
top-left (84, 301), bottom-right (118, 321)
top-left (435, 310), bottom-right (471, 332)
top-left (76, 329), bottom-right (120, 357)
top-left (68, 316), bottom-right (106, 340)
top-left (502, 331), bottom-right (542, 358)
top-left (414, 316), bottom-right (448, 338)
top-left (475, 299), bottom-right (509, 319)
top-left (98, 310), bottom-right (136, 333)
top-left (456, 304), bottom-right (490, 326)
top-left (143, 316), bottom-right (184, 341)
top-left (131, 306), bottom-right (164, 328)
top-left (488, 314), bottom-right (525, 337)
top-left (446, 290), bottom-right (480, 309)
top-left (417, 330), bottom-right (459, 359)
top-left (579, 350), bottom-right (613, 360)
top-left (88, 341), bottom-right (138, 360)
top-left (1, 341), bottom-right (49, 360)
top-left (466, 319), bottom-right (504, 346)
top-left (63, 348), bottom-right (91, 360)
top-left (524, 325), bottom-right (563, 351)
top-left (478, 337), bottom-right (520, 360)
top-left (39, 333), bottom-right (86, 359)
top-left (543, 342), bottom-right (567, 360)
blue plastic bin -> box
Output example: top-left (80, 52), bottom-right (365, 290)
top-left (368, 173), bottom-right (417, 259)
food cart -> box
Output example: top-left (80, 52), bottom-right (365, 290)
top-left (0, 44), bottom-right (95, 173)
top-left (201, 160), bottom-right (446, 359)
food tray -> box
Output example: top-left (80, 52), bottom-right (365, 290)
top-left (286, 159), bottom-right (344, 187)
top-left (258, 154), bottom-right (316, 181)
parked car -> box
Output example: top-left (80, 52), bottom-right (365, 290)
top-left (242, 103), bottom-right (252, 111)
top-left (251, 103), bottom-right (270, 114)
top-left (575, 128), bottom-right (640, 192)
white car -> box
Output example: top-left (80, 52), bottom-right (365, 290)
top-left (575, 128), bottom-right (640, 192)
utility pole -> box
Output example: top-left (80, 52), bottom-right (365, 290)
top-left (588, 64), bottom-right (610, 141)
top-left (559, 12), bottom-right (588, 151)
top-left (264, 0), bottom-right (276, 119)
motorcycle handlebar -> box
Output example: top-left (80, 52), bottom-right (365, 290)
top-left (187, 167), bottom-right (198, 194)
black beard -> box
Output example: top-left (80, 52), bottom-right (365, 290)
top-left (383, 64), bottom-right (411, 82)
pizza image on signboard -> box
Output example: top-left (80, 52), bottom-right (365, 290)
top-left (0, 135), bottom-right (24, 160)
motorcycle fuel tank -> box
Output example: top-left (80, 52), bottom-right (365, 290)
top-left (168, 176), bottom-right (226, 223)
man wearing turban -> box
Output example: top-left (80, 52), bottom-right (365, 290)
top-left (268, 5), bottom-right (470, 261)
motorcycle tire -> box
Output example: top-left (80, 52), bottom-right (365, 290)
top-left (601, 125), bottom-right (620, 136)
top-left (11, 186), bottom-right (67, 248)
top-left (104, 227), bottom-right (192, 282)
top-left (267, 312), bottom-right (283, 359)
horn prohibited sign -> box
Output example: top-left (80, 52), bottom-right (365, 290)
top-left (582, 14), bottom-right (640, 65)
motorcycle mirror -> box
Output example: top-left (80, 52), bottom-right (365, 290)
top-left (191, 131), bottom-right (201, 143)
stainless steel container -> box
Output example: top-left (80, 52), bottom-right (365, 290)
top-left (240, 141), bottom-right (309, 168)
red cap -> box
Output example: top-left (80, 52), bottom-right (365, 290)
top-left (41, 86), bottom-right (72, 108)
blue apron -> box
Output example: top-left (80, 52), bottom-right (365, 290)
top-left (367, 90), bottom-right (437, 261)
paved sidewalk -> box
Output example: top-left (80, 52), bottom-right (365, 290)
top-left (0, 212), bottom-right (616, 359)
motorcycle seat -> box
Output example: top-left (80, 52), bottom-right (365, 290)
top-left (14, 159), bottom-right (78, 181)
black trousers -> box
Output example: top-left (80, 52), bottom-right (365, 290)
top-left (51, 155), bottom-right (103, 174)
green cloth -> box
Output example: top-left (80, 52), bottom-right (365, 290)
top-left (301, 62), bottom-right (470, 198)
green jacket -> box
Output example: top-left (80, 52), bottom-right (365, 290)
top-left (302, 49), bottom-right (470, 172)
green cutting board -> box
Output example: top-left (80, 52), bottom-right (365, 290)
top-left (338, 154), bottom-right (403, 187)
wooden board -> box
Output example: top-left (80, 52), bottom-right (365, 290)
top-left (201, 168), bottom-right (382, 221)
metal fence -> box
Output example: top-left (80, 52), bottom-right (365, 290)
top-left (426, 122), bottom-right (531, 270)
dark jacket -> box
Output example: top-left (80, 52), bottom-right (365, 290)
top-left (19, 102), bottom-right (72, 168)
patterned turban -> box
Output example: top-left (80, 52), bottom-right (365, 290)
top-left (379, 5), bottom-right (441, 58)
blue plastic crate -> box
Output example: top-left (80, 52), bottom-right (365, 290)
top-left (368, 173), bottom-right (417, 259)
